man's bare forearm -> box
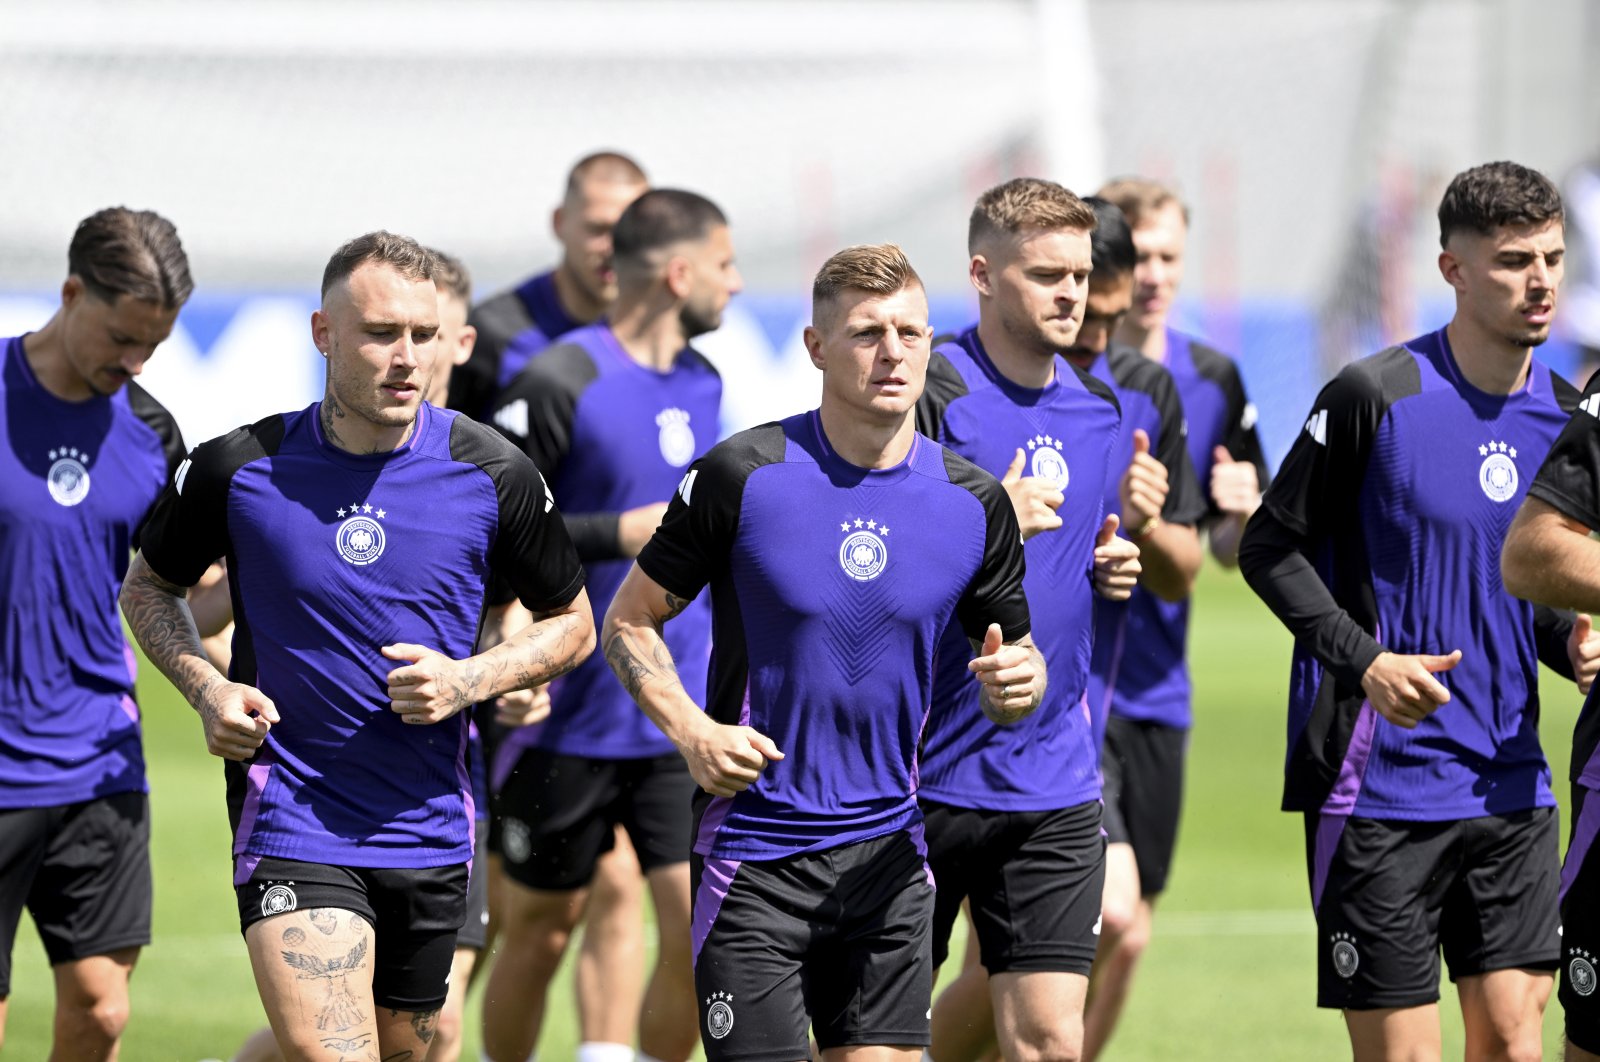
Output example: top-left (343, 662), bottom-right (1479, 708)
top-left (1503, 500), bottom-right (1600, 612)
top-left (120, 552), bottom-right (227, 711)
top-left (1207, 512), bottom-right (1248, 569)
top-left (602, 586), bottom-right (702, 746)
top-left (456, 594), bottom-right (596, 706)
top-left (1136, 522), bottom-right (1202, 601)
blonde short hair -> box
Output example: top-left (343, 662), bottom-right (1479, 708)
top-left (968, 178), bottom-right (1096, 254)
top-left (811, 243), bottom-right (923, 324)
top-left (1096, 176), bottom-right (1190, 229)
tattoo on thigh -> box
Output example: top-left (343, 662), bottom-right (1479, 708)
top-left (320, 1032), bottom-right (373, 1053)
top-left (380, 1053), bottom-right (414, 1061)
top-left (309, 908), bottom-right (339, 935)
top-left (350, 913), bottom-right (368, 933)
top-left (282, 926), bottom-right (306, 946)
top-left (281, 938), bottom-right (369, 1032)
top-left (410, 1008), bottom-right (439, 1043)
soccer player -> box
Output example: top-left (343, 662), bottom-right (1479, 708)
top-left (119, 231), bottom-right (595, 1060)
top-left (482, 189), bottom-right (738, 1062)
top-left (0, 207), bottom-right (189, 1059)
top-left (602, 243), bottom-right (1044, 1062)
top-left (913, 177), bottom-right (1140, 1062)
top-left (462, 152), bottom-right (653, 1058)
top-left (1055, 198), bottom-right (1205, 1061)
top-left (1241, 160), bottom-right (1596, 1060)
top-left (452, 150), bottom-right (649, 418)
top-left (1504, 366), bottom-right (1600, 1062)
top-left (1098, 177), bottom-right (1269, 565)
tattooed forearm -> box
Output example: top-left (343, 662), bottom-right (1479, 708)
top-left (451, 599), bottom-right (594, 707)
top-left (120, 553), bottom-right (226, 713)
top-left (607, 631), bottom-right (654, 699)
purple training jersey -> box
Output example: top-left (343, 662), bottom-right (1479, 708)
top-left (137, 402), bottom-right (584, 874)
top-left (1086, 344), bottom-right (1207, 745)
top-left (450, 270), bottom-right (582, 419)
top-left (0, 335), bottom-right (185, 808)
top-left (1250, 327), bottom-right (1576, 819)
top-left (915, 329), bottom-right (1121, 811)
top-left (636, 411), bottom-right (1031, 861)
top-left (489, 322), bottom-right (720, 763)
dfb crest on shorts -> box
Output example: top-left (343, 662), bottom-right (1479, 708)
top-left (1026, 433), bottom-right (1069, 491)
top-left (838, 516), bottom-right (889, 581)
top-left (46, 446), bottom-right (91, 506)
top-left (1477, 440), bottom-right (1518, 503)
top-left (503, 817), bottom-right (532, 864)
top-left (333, 502), bottom-right (387, 565)
top-left (1572, 947), bottom-right (1598, 997)
top-left (705, 990), bottom-right (734, 1040)
top-left (259, 881), bottom-right (298, 917)
top-left (1330, 931), bottom-right (1359, 979)
top-left (657, 407), bottom-right (696, 468)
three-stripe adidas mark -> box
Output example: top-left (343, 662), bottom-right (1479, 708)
top-left (1304, 409), bottom-right (1328, 446)
top-left (1581, 393), bottom-right (1600, 418)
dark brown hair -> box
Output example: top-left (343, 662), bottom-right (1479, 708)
top-left (320, 231), bottom-right (435, 299)
top-left (427, 248), bottom-right (472, 304)
top-left (68, 207), bottom-right (193, 308)
top-left (1438, 161), bottom-right (1563, 247)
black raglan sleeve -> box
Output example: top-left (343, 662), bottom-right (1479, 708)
top-left (125, 381), bottom-right (188, 547)
top-left (1147, 365), bottom-right (1207, 526)
top-left (1193, 343), bottom-right (1272, 505)
top-left (637, 425), bottom-right (785, 601)
top-left (914, 350), bottom-right (970, 440)
top-left (488, 344), bottom-right (621, 560)
top-left (1238, 361), bottom-right (1395, 687)
top-left (139, 417), bottom-right (283, 588)
top-left (943, 450), bottom-right (1031, 644)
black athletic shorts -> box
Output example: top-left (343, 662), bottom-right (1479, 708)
top-left (922, 799), bottom-right (1104, 974)
top-left (235, 855), bottom-right (469, 1012)
top-left (1100, 715), bottom-right (1186, 896)
top-left (457, 818), bottom-right (491, 952)
top-left (474, 704), bottom-right (508, 856)
top-left (1304, 807), bottom-right (1560, 1010)
top-left (0, 792), bottom-right (151, 996)
top-left (1559, 784), bottom-right (1600, 1053)
top-left (497, 749), bottom-right (693, 891)
top-left (691, 830), bottom-right (934, 1061)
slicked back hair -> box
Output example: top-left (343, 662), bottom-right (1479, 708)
top-left (1085, 197), bottom-right (1137, 279)
top-left (968, 177), bottom-right (1096, 254)
top-left (1096, 176), bottom-right (1189, 230)
top-left (611, 189), bottom-right (727, 275)
top-left (321, 231), bottom-right (435, 300)
top-left (1438, 161), bottom-right (1563, 248)
top-left (68, 207), bottom-right (193, 308)
top-left (811, 243), bottom-right (923, 325)
top-left (427, 248), bottom-right (472, 305)
top-left (566, 151), bottom-right (648, 197)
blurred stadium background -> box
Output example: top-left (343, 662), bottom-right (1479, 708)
top-left (5, 0), bottom-right (1600, 1057)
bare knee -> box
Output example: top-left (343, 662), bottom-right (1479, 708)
top-left (1007, 1026), bottom-right (1082, 1062)
top-left (62, 994), bottom-right (131, 1046)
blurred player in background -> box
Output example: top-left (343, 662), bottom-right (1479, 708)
top-left (454, 151), bottom-right (650, 418)
top-left (482, 189), bottom-right (739, 1062)
top-left (121, 231), bottom-right (595, 1060)
top-left (1059, 197), bottom-right (1205, 1061)
top-left (462, 152), bottom-right (655, 1059)
top-left (0, 206), bottom-right (190, 1060)
top-left (914, 178), bottom-right (1138, 1062)
top-left (602, 242), bottom-right (1042, 1062)
top-left (1243, 161), bottom-right (1596, 1060)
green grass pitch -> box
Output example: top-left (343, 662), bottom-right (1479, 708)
top-left (4, 563), bottom-right (1584, 1058)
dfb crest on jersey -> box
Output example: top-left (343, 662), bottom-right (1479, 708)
top-left (838, 516), bottom-right (889, 581)
top-left (334, 502), bottom-right (387, 565)
top-left (1330, 932), bottom-right (1359, 978)
top-left (259, 881), bottom-right (298, 917)
top-left (705, 991), bottom-right (735, 1040)
top-left (1572, 948), bottom-right (1598, 997)
top-left (1026, 433), bottom-right (1069, 491)
top-left (1477, 440), bottom-right (1519, 503)
top-left (46, 446), bottom-right (91, 506)
top-left (657, 407), bottom-right (696, 467)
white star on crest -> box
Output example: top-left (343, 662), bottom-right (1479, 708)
top-left (841, 521), bottom-right (850, 531)
top-left (48, 449), bottom-right (57, 460)
top-left (867, 520), bottom-right (877, 529)
top-left (350, 501), bottom-right (361, 512)
top-left (1044, 434), bottom-right (1055, 446)
top-left (336, 507), bottom-right (346, 517)
top-left (880, 526), bottom-right (890, 535)
top-left (1479, 445), bottom-right (1488, 456)
top-left (376, 509), bottom-right (386, 519)
top-left (855, 518), bottom-right (864, 528)
top-left (362, 503), bottom-right (373, 514)
top-left (1027, 439), bottom-right (1037, 450)
top-left (1509, 448), bottom-right (1517, 458)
